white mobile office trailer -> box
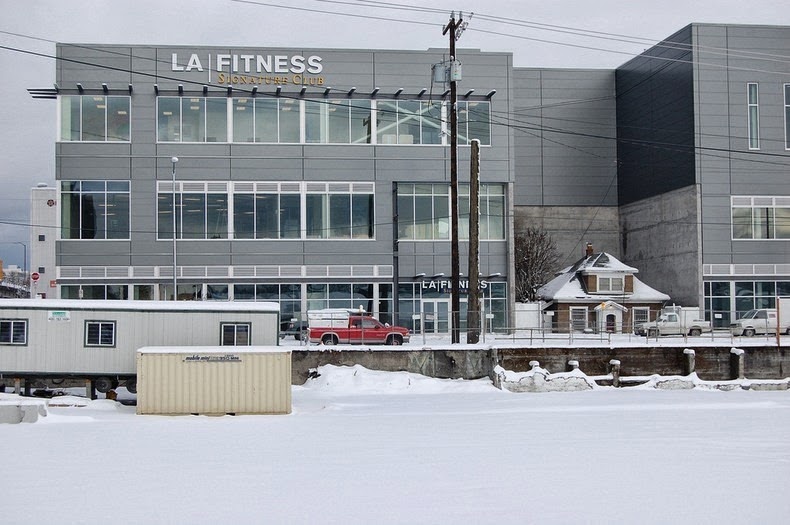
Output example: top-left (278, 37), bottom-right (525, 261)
top-left (0, 299), bottom-right (280, 394)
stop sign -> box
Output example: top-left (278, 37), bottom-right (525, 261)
top-left (31, 272), bottom-right (40, 282)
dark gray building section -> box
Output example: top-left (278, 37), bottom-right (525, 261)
top-left (616, 25), bottom-right (696, 206)
top-left (512, 68), bottom-right (620, 263)
top-left (615, 26), bottom-right (700, 305)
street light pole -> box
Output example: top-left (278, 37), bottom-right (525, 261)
top-left (171, 157), bottom-right (179, 300)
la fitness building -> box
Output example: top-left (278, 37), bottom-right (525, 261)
top-left (31, 23), bottom-right (790, 331)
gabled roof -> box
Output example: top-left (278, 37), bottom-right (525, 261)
top-left (538, 252), bottom-right (670, 303)
top-left (564, 251), bottom-right (638, 274)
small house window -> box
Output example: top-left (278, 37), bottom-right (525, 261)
top-left (570, 307), bottom-right (587, 332)
top-left (598, 276), bottom-right (624, 293)
top-left (221, 322), bottom-right (251, 346)
top-left (85, 321), bottom-right (116, 347)
top-left (0, 319), bottom-right (28, 345)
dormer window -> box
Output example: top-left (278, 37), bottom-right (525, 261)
top-left (597, 276), bottom-right (624, 293)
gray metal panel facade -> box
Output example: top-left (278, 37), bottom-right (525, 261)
top-left (53, 43), bottom-right (514, 325)
top-left (512, 68), bottom-right (617, 207)
top-left (693, 24), bottom-right (790, 267)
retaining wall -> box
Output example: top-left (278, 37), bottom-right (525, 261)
top-left (291, 345), bottom-right (789, 384)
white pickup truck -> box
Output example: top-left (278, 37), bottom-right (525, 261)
top-left (730, 299), bottom-right (790, 337)
top-left (634, 306), bottom-right (712, 337)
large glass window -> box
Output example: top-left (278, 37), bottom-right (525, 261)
top-left (157, 183), bottom-right (228, 240)
top-left (234, 97), bottom-right (293, 143)
top-left (458, 100), bottom-right (491, 146)
top-left (233, 191), bottom-right (301, 239)
top-left (158, 96), bottom-right (489, 146)
top-left (157, 97), bottom-right (228, 142)
top-left (61, 181), bottom-right (130, 240)
top-left (60, 95), bottom-right (130, 142)
top-left (160, 181), bottom-right (373, 241)
top-left (398, 183), bottom-right (505, 241)
top-left (306, 99), bottom-right (353, 143)
top-left (306, 185), bottom-right (374, 239)
top-left (376, 100), bottom-right (440, 145)
top-left (747, 83), bottom-right (759, 150)
top-left (732, 196), bottom-right (790, 240)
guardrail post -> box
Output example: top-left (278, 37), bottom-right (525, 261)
top-left (609, 359), bottom-right (621, 387)
top-left (730, 348), bottom-right (745, 380)
top-left (683, 349), bottom-right (696, 376)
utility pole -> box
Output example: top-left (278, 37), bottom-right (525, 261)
top-left (467, 140), bottom-right (480, 343)
top-left (443, 12), bottom-right (467, 344)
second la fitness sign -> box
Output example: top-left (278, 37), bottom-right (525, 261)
top-left (171, 52), bottom-right (325, 86)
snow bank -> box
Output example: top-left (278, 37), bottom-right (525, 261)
top-left (300, 364), bottom-right (496, 394)
top-left (0, 393), bottom-right (48, 423)
top-left (493, 363), bottom-right (597, 392)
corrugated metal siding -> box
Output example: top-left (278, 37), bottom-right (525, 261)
top-left (136, 349), bottom-right (291, 415)
top-left (0, 305), bottom-right (279, 375)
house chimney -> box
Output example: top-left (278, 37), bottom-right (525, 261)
top-left (585, 242), bottom-right (594, 257)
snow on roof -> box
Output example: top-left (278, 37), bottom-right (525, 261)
top-left (538, 252), bottom-right (669, 303)
top-left (138, 346), bottom-right (290, 354)
top-left (0, 298), bottom-right (280, 313)
top-left (570, 252), bottom-right (638, 273)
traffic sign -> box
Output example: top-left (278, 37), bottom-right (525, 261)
top-left (31, 272), bottom-right (40, 282)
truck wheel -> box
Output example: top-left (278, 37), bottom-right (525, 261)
top-left (689, 328), bottom-right (701, 336)
top-left (647, 328), bottom-right (658, 337)
top-left (93, 377), bottom-right (114, 394)
top-left (744, 328), bottom-right (755, 337)
top-left (386, 334), bottom-right (403, 346)
top-left (125, 377), bottom-right (137, 394)
top-left (322, 334), bottom-right (338, 345)
top-left (785, 328), bottom-right (790, 336)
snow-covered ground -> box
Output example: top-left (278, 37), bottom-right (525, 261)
top-left (2, 365), bottom-right (789, 524)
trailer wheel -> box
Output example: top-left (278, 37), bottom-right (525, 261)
top-left (322, 334), bottom-right (338, 345)
top-left (785, 328), bottom-right (790, 336)
top-left (689, 328), bottom-right (702, 337)
top-left (744, 328), bottom-right (755, 337)
top-left (93, 377), bottom-right (114, 394)
top-left (125, 377), bottom-right (137, 394)
top-left (386, 334), bottom-right (403, 346)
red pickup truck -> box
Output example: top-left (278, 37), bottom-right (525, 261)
top-left (308, 310), bottom-right (410, 345)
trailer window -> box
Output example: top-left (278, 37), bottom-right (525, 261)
top-left (85, 321), bottom-right (116, 347)
top-left (221, 323), bottom-right (251, 346)
top-left (0, 319), bottom-right (27, 345)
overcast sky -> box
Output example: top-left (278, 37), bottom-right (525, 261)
top-left (0, 0), bottom-right (787, 268)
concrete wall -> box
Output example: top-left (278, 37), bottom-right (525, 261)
top-left (515, 205), bottom-right (620, 267)
top-left (291, 345), bottom-right (790, 384)
top-left (619, 185), bottom-right (701, 306)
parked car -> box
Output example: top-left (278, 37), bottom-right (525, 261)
top-left (634, 306), bottom-right (712, 337)
top-left (280, 318), bottom-right (308, 340)
top-left (307, 308), bottom-right (410, 345)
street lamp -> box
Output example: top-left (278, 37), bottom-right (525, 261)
top-left (171, 157), bottom-right (179, 300)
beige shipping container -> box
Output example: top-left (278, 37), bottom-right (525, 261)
top-left (136, 346), bottom-right (291, 415)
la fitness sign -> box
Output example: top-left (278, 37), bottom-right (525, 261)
top-left (171, 52), bottom-right (324, 86)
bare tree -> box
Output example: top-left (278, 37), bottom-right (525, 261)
top-left (514, 225), bottom-right (559, 302)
